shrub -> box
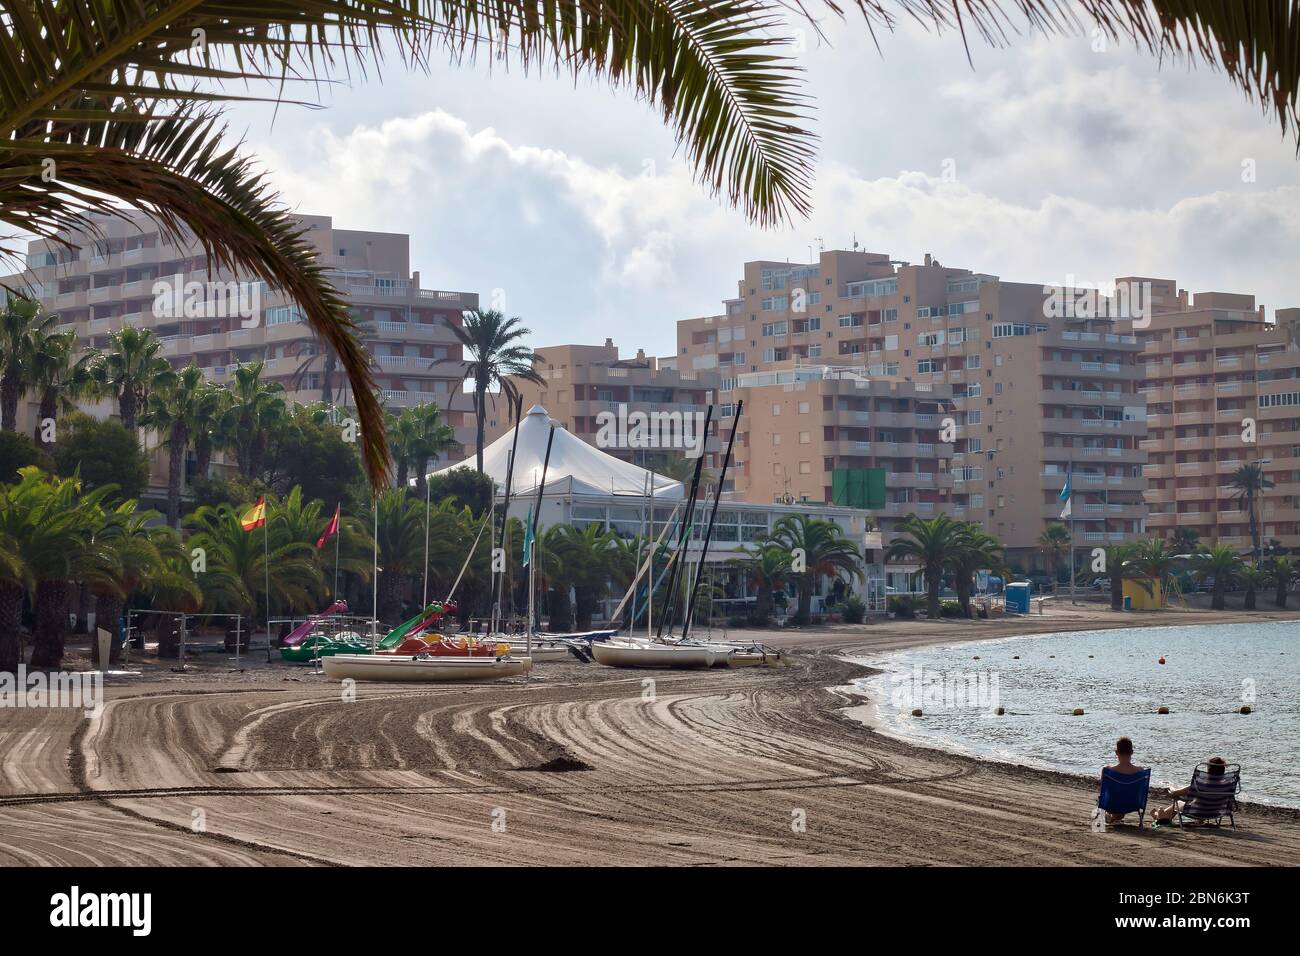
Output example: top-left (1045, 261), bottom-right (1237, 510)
top-left (727, 615), bottom-right (749, 628)
top-left (888, 596), bottom-right (916, 619)
top-left (842, 595), bottom-right (866, 624)
top-left (939, 600), bottom-right (963, 618)
top-left (0, 431), bottom-right (53, 483)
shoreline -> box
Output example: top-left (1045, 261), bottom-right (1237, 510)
top-left (3, 602), bottom-right (1299, 865)
top-left (792, 606), bottom-right (1300, 814)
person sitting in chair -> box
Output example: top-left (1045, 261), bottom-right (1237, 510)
top-left (1101, 736), bottom-right (1146, 824)
top-left (1152, 756), bottom-right (1232, 823)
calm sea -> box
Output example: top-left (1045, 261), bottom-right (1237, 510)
top-left (856, 620), bottom-right (1300, 807)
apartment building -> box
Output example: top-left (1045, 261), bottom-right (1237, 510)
top-left (677, 249), bottom-right (1150, 565)
top-left (7, 210), bottom-right (477, 476)
top-left (485, 339), bottom-right (721, 469)
top-left (1131, 281), bottom-right (1300, 552)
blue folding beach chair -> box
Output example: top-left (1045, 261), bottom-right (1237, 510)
top-left (1097, 767), bottom-right (1151, 827)
top-left (1174, 764), bottom-right (1241, 828)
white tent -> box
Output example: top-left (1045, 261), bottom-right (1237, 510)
top-left (431, 404), bottom-right (685, 499)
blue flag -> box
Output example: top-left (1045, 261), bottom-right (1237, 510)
top-left (1058, 474), bottom-right (1071, 502)
top-left (521, 506), bottom-right (534, 567)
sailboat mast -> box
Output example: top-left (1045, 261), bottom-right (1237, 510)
top-left (682, 400), bottom-right (742, 640)
top-left (527, 424), bottom-right (557, 655)
top-left (647, 471), bottom-right (656, 638)
top-left (657, 404), bottom-right (713, 639)
top-left (494, 395), bottom-right (524, 634)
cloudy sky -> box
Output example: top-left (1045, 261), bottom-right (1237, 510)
top-left (228, 11), bottom-right (1300, 359)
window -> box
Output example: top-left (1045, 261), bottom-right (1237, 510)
top-left (799, 461), bottom-right (812, 474)
top-left (917, 307), bottom-right (932, 318)
top-left (965, 354), bottom-right (981, 369)
top-left (918, 330), bottom-right (945, 347)
top-left (967, 382), bottom-right (981, 397)
top-left (799, 431), bottom-right (811, 444)
top-left (968, 438), bottom-right (982, 453)
top-left (837, 314), bottom-right (863, 328)
top-left (761, 296), bottom-right (788, 311)
top-left (917, 359), bottom-right (941, 373)
top-left (807, 292), bottom-right (821, 305)
top-left (798, 402), bottom-right (810, 414)
top-left (761, 321), bottom-right (788, 336)
top-left (771, 403), bottom-right (781, 416)
top-left (808, 317), bottom-right (821, 331)
top-left (966, 410), bottom-right (982, 425)
top-left (772, 434), bottom-right (782, 445)
top-left (266, 306), bottom-right (304, 326)
top-left (808, 344), bottom-right (822, 357)
top-left (882, 308), bottom-right (899, 322)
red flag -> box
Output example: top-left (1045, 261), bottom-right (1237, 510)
top-left (316, 503), bottom-right (340, 550)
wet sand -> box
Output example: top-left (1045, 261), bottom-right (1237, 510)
top-left (2, 602), bottom-right (1298, 866)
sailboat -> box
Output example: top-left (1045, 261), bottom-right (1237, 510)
top-left (591, 401), bottom-right (784, 670)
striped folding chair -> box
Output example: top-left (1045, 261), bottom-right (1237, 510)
top-left (1175, 764), bottom-right (1242, 828)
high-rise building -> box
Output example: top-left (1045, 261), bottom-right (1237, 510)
top-left (1132, 280), bottom-right (1300, 552)
top-left (482, 339), bottom-right (720, 468)
top-left (6, 210), bottom-right (477, 480)
top-left (677, 249), bottom-right (1150, 566)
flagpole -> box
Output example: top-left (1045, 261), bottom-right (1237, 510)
top-left (422, 471), bottom-right (431, 609)
top-left (333, 510), bottom-right (341, 599)
top-left (371, 496), bottom-right (379, 652)
top-left (263, 504), bottom-right (272, 663)
top-left (1069, 458), bottom-right (1077, 606)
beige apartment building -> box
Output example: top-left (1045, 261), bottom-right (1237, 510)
top-left (6, 210), bottom-right (477, 483)
top-left (677, 249), bottom-right (1150, 566)
top-left (1130, 282), bottom-right (1300, 552)
top-left (483, 339), bottom-right (721, 470)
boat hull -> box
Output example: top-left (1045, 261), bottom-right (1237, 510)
top-left (322, 653), bottom-right (532, 683)
top-left (591, 639), bottom-right (719, 669)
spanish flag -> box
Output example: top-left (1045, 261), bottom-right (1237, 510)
top-left (240, 497), bottom-right (267, 532)
top-left (316, 503), bottom-right (341, 550)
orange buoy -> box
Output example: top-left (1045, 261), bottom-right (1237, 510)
top-left (1157, 706), bottom-right (1169, 715)
top-left (1240, 705), bottom-right (1252, 715)
top-left (1158, 657), bottom-right (1166, 665)
top-left (1071, 708), bottom-right (1085, 716)
top-left (994, 707), bottom-right (1005, 716)
top-left (911, 708), bottom-right (924, 717)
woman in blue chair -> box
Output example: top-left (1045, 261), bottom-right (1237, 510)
top-left (1101, 736), bottom-right (1146, 824)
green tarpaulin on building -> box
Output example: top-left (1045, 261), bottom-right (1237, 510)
top-left (831, 468), bottom-right (886, 510)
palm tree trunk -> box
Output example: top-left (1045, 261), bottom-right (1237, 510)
top-left (0, 369), bottom-right (19, 432)
top-left (195, 435), bottom-right (212, 480)
top-left (1276, 579), bottom-right (1288, 609)
top-left (29, 579), bottom-right (72, 668)
top-left (0, 581), bottom-right (23, 672)
top-left (475, 387), bottom-right (487, 473)
top-left (1249, 495), bottom-right (1261, 561)
top-left (1211, 582), bottom-right (1226, 611)
top-left (927, 570), bottom-right (941, 619)
top-left (166, 424), bottom-right (187, 527)
top-left (1244, 586), bottom-right (1257, 611)
top-left (119, 389), bottom-right (137, 431)
top-left (1110, 579), bottom-right (1124, 611)
top-left (396, 458), bottom-right (409, 490)
top-left (956, 576), bottom-right (973, 618)
top-left (36, 387), bottom-right (58, 450)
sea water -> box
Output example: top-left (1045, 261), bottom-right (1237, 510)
top-left (856, 620), bottom-right (1300, 807)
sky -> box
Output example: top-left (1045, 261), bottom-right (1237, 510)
top-left (225, 11), bottom-right (1300, 359)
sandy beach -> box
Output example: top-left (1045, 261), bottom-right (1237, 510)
top-left (2, 603), bottom-right (1298, 866)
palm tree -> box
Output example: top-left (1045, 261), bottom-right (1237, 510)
top-left (1230, 463), bottom-right (1275, 561)
top-left (1270, 555), bottom-right (1296, 609)
top-left (90, 327), bottom-right (175, 432)
top-left (85, 501), bottom-right (198, 665)
top-left (184, 501), bottom-right (323, 624)
top-left (273, 486), bottom-right (374, 596)
top-left (143, 364), bottom-right (217, 526)
top-left (444, 310), bottom-right (545, 472)
top-left (289, 310), bottom-right (376, 406)
top-left (1170, 527), bottom-right (1201, 554)
top-left (362, 489), bottom-right (433, 623)
top-left (0, 295), bottom-right (57, 431)
top-left (388, 403), bottom-right (460, 489)
top-left (192, 379), bottom-right (231, 482)
top-left (0, 468), bottom-right (114, 667)
top-left (1036, 522), bottom-right (1070, 593)
top-left (1193, 544), bottom-right (1242, 611)
top-left (768, 513), bottom-right (863, 623)
top-left (543, 523), bottom-right (616, 630)
top-left (1237, 561), bottom-right (1268, 611)
top-left (886, 513), bottom-right (963, 620)
top-left (951, 524), bottom-right (1005, 618)
top-left (223, 361), bottom-right (286, 479)
top-left (27, 329), bottom-right (95, 452)
top-left (732, 542), bottom-right (793, 624)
